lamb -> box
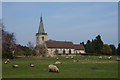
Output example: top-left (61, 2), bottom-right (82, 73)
top-left (55, 61), bottom-right (62, 64)
top-left (98, 56), bottom-right (102, 59)
top-left (13, 65), bottom-right (19, 68)
top-left (48, 64), bottom-right (59, 72)
top-left (71, 56), bottom-right (74, 59)
top-left (30, 63), bottom-right (34, 67)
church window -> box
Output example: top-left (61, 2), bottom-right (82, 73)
top-left (42, 37), bottom-right (44, 41)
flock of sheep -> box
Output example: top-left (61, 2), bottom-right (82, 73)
top-left (4, 56), bottom-right (120, 73)
top-left (4, 59), bottom-right (35, 68)
top-left (98, 56), bottom-right (112, 60)
top-left (98, 56), bottom-right (120, 61)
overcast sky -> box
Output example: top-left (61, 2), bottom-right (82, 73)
top-left (2, 2), bottom-right (118, 47)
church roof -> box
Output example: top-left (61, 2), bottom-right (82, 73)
top-left (45, 40), bottom-right (85, 50)
top-left (38, 16), bottom-right (45, 34)
top-left (46, 40), bottom-right (74, 49)
top-left (74, 44), bottom-right (85, 50)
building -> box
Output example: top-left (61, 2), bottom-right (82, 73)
top-left (36, 16), bottom-right (85, 55)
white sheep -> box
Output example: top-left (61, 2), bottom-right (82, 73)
top-left (98, 56), bottom-right (102, 59)
top-left (55, 61), bottom-right (62, 64)
top-left (65, 56), bottom-right (69, 59)
top-left (48, 64), bottom-right (59, 72)
top-left (108, 56), bottom-right (112, 60)
top-left (73, 60), bottom-right (79, 62)
top-left (7, 59), bottom-right (10, 63)
top-left (4, 61), bottom-right (8, 64)
top-left (116, 58), bottom-right (120, 61)
top-left (13, 65), bottom-right (19, 68)
top-left (30, 63), bottom-right (34, 67)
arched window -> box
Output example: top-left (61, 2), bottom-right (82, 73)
top-left (42, 37), bottom-right (44, 41)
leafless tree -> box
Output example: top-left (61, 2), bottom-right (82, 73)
top-left (34, 43), bottom-right (48, 57)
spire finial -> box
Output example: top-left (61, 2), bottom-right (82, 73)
top-left (40, 15), bottom-right (42, 22)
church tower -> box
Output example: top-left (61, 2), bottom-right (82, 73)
top-left (36, 16), bottom-right (47, 46)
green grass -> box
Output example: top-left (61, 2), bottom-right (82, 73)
top-left (2, 56), bottom-right (118, 78)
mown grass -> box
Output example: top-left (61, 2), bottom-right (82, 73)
top-left (2, 56), bottom-right (118, 78)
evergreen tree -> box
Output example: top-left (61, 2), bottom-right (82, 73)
top-left (109, 44), bottom-right (116, 55)
top-left (93, 35), bottom-right (103, 54)
top-left (80, 42), bottom-right (86, 49)
top-left (85, 40), bottom-right (95, 53)
top-left (117, 43), bottom-right (120, 55)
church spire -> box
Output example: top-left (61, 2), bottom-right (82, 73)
top-left (38, 16), bottom-right (45, 34)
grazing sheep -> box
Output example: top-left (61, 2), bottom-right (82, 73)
top-left (73, 60), bottom-right (79, 62)
top-left (108, 56), bottom-right (112, 60)
top-left (71, 56), bottom-right (74, 59)
top-left (98, 56), bottom-right (102, 59)
top-left (4, 61), bottom-right (8, 64)
top-left (7, 59), bottom-right (10, 63)
top-left (13, 65), bottom-right (19, 68)
top-left (55, 61), bottom-right (62, 64)
top-left (65, 56), bottom-right (69, 59)
top-left (48, 64), bottom-right (59, 72)
top-left (30, 63), bottom-right (34, 67)
top-left (116, 58), bottom-right (120, 61)
top-left (56, 57), bottom-right (59, 60)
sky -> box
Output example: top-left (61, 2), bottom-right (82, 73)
top-left (2, 2), bottom-right (118, 47)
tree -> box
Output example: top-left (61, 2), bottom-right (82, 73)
top-left (55, 49), bottom-right (58, 55)
top-left (93, 35), bottom-right (103, 54)
top-left (117, 43), bottom-right (120, 55)
top-left (27, 41), bottom-right (34, 55)
top-left (85, 40), bottom-right (95, 53)
top-left (80, 42), bottom-right (85, 47)
top-left (34, 43), bottom-right (48, 57)
top-left (101, 44), bottom-right (112, 55)
top-left (27, 41), bottom-right (34, 50)
top-left (109, 44), bottom-right (116, 55)
top-left (2, 22), bottom-right (16, 58)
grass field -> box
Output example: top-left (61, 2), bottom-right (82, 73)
top-left (2, 56), bottom-right (118, 78)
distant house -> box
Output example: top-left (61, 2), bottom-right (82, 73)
top-left (36, 16), bottom-right (85, 55)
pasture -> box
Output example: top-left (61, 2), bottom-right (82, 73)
top-left (2, 56), bottom-right (118, 78)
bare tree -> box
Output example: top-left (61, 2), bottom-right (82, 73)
top-left (34, 43), bottom-right (48, 57)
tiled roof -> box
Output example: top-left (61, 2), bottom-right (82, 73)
top-left (46, 40), bottom-right (74, 49)
top-left (74, 44), bottom-right (85, 50)
top-left (45, 40), bottom-right (85, 50)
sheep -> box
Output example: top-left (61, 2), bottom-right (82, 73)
top-left (12, 65), bottom-right (19, 68)
top-left (98, 56), bottom-right (102, 59)
top-left (73, 59), bottom-right (79, 62)
top-left (56, 57), bottom-right (59, 60)
top-left (65, 56), bottom-right (69, 59)
top-left (4, 61), bottom-right (8, 64)
top-left (55, 61), bottom-right (62, 64)
top-left (48, 64), bottom-right (59, 72)
top-left (71, 56), bottom-right (74, 59)
top-left (108, 56), bottom-right (112, 60)
top-left (116, 58), bottom-right (120, 61)
top-left (7, 59), bottom-right (10, 63)
top-left (30, 63), bottom-right (34, 67)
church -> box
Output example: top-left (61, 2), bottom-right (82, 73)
top-left (36, 16), bottom-right (85, 55)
